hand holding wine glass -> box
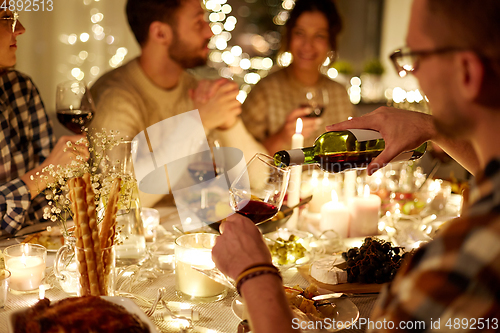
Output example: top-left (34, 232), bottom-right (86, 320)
top-left (229, 153), bottom-right (290, 225)
top-left (213, 213), bottom-right (274, 280)
top-left (56, 80), bottom-right (95, 134)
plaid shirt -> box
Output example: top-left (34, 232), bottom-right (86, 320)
top-left (370, 159), bottom-right (500, 332)
top-left (241, 67), bottom-right (354, 150)
top-left (0, 70), bottom-right (54, 234)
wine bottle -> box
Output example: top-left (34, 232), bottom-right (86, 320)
top-left (274, 129), bottom-right (427, 173)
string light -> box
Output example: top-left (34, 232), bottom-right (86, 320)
top-left (60, 2), bottom-right (129, 81)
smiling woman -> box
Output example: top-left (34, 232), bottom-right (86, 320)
top-left (241, 0), bottom-right (354, 154)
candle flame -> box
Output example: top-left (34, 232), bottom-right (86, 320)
top-left (322, 173), bottom-right (329, 186)
top-left (295, 118), bottom-right (303, 134)
top-left (363, 184), bottom-right (371, 198)
top-left (331, 190), bottom-right (338, 203)
top-left (39, 285), bottom-right (45, 299)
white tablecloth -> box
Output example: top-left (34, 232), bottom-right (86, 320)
top-left (0, 206), bottom-right (377, 333)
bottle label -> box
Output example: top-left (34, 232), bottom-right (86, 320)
top-left (346, 129), bottom-right (383, 142)
top-left (285, 149), bottom-right (305, 165)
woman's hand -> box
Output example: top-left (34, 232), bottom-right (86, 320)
top-left (263, 107), bottom-right (321, 153)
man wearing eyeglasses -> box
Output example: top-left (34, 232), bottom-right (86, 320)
top-left (327, 0), bottom-right (500, 331)
top-left (212, 0), bottom-right (500, 332)
top-left (0, 10), bottom-right (88, 235)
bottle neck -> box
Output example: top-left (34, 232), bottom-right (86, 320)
top-left (285, 147), bottom-right (316, 166)
top-left (302, 147), bottom-right (316, 165)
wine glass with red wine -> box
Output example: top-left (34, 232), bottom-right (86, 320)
top-left (55, 80), bottom-right (95, 134)
top-left (229, 153), bottom-right (290, 225)
top-left (300, 87), bottom-right (328, 118)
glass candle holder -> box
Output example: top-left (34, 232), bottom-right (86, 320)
top-left (4, 244), bottom-right (47, 292)
top-left (175, 234), bottom-right (227, 302)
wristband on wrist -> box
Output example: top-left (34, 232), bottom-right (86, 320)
top-left (235, 264), bottom-right (282, 295)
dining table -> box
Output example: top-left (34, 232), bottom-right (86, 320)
top-left (0, 205), bottom-right (379, 333)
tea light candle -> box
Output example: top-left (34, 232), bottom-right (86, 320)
top-left (6, 254), bottom-right (45, 291)
top-left (176, 250), bottom-right (225, 298)
top-left (349, 185), bottom-right (381, 237)
top-left (320, 190), bottom-right (350, 237)
top-left (175, 234), bottom-right (227, 301)
top-left (287, 118), bottom-right (304, 228)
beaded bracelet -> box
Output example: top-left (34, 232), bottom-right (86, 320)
top-left (236, 266), bottom-right (282, 295)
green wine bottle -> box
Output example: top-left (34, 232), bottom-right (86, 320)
top-left (274, 129), bottom-right (427, 173)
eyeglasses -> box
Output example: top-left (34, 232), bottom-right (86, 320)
top-left (0, 11), bottom-right (19, 33)
top-left (390, 46), bottom-right (467, 77)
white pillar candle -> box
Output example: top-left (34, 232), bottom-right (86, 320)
top-left (287, 118), bottom-right (304, 228)
top-left (344, 170), bottom-right (357, 202)
top-left (349, 185), bottom-right (381, 237)
top-left (320, 190), bottom-right (350, 238)
top-left (309, 172), bottom-right (335, 213)
top-left (6, 255), bottom-right (45, 291)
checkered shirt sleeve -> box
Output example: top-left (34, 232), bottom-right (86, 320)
top-left (369, 159), bottom-right (500, 332)
top-left (0, 70), bottom-right (55, 234)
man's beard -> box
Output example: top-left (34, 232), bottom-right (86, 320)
top-left (169, 30), bottom-right (208, 69)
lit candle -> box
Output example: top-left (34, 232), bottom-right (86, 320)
top-left (349, 185), bottom-right (381, 237)
top-left (6, 255), bottom-right (45, 291)
top-left (320, 190), bottom-right (350, 237)
top-left (309, 172), bottom-right (335, 213)
top-left (287, 118), bottom-right (304, 228)
top-left (175, 234), bottom-right (227, 300)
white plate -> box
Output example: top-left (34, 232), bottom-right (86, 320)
top-left (102, 296), bottom-right (158, 333)
top-left (231, 293), bottom-right (359, 332)
top-left (8, 296), bottom-right (158, 333)
top-left (16, 224), bottom-right (74, 252)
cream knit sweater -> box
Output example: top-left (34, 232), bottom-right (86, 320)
top-left (91, 58), bottom-right (266, 208)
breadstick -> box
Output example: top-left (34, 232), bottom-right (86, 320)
top-left (100, 178), bottom-right (121, 249)
top-left (100, 178), bottom-right (121, 293)
top-left (68, 178), bottom-right (90, 296)
top-left (82, 173), bottom-right (106, 295)
top-left (73, 184), bottom-right (100, 296)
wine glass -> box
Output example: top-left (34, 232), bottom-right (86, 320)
top-left (230, 153), bottom-right (290, 225)
top-left (300, 87), bottom-right (328, 117)
top-left (55, 80), bottom-right (96, 134)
